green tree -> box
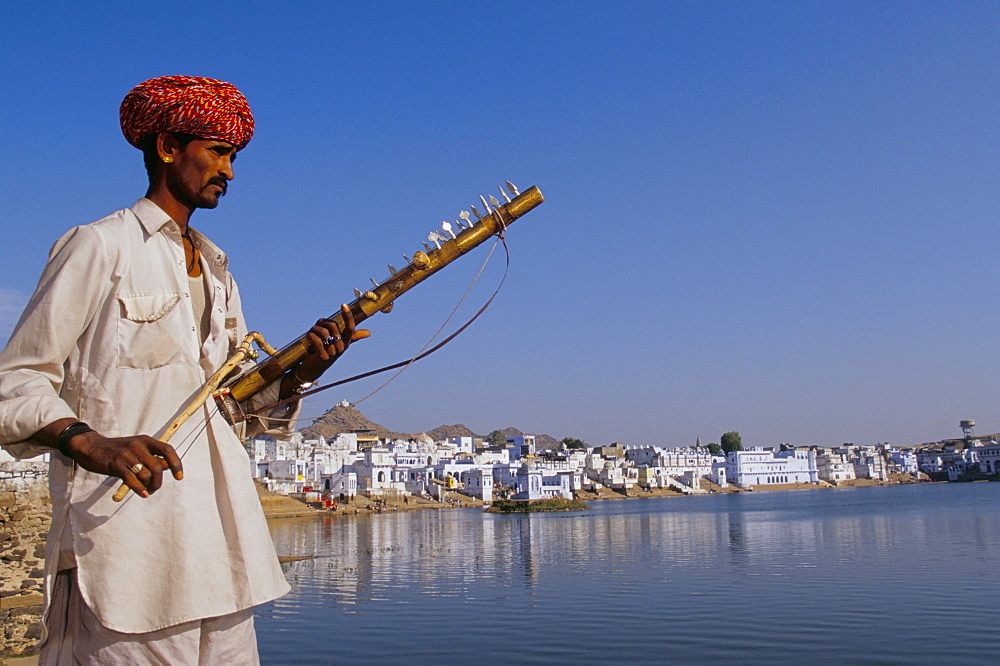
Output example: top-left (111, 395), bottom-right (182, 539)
top-left (707, 442), bottom-right (722, 455)
top-left (486, 430), bottom-right (507, 448)
top-left (721, 431), bottom-right (742, 453)
top-left (561, 437), bottom-right (588, 450)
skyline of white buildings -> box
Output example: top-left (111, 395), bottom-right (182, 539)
top-left (249, 429), bottom-right (967, 503)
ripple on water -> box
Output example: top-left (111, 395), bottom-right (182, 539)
top-left (257, 484), bottom-right (1000, 664)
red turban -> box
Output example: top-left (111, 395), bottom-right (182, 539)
top-left (120, 75), bottom-right (254, 149)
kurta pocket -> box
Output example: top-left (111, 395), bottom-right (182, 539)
top-left (116, 292), bottom-right (186, 368)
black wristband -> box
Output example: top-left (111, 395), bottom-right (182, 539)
top-left (56, 421), bottom-right (93, 457)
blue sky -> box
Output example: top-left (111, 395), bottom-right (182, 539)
top-left (2, 1), bottom-right (999, 448)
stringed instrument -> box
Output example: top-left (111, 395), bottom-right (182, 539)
top-left (214, 181), bottom-right (544, 425)
top-left (113, 181), bottom-right (543, 502)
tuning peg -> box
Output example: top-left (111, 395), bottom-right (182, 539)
top-left (370, 277), bottom-right (380, 288)
top-left (489, 194), bottom-right (500, 207)
top-left (387, 264), bottom-right (397, 276)
top-left (479, 195), bottom-right (492, 213)
top-left (498, 184), bottom-right (511, 203)
top-left (423, 241), bottom-right (432, 251)
top-left (427, 231), bottom-right (442, 250)
top-left (402, 253), bottom-right (410, 264)
top-left (506, 180), bottom-right (519, 197)
top-left (441, 221), bottom-right (456, 239)
top-left (470, 205), bottom-right (483, 221)
top-left (411, 251), bottom-right (431, 269)
top-left (459, 210), bottom-right (472, 227)
top-left (354, 287), bottom-right (362, 299)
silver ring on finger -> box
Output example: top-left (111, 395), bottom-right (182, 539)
top-left (130, 463), bottom-right (145, 475)
top-left (326, 335), bottom-right (340, 345)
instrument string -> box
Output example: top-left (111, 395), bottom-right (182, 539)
top-left (114, 227), bottom-right (515, 502)
top-left (249, 234), bottom-right (510, 422)
top-left (107, 404), bottom-right (216, 513)
top-left (352, 234), bottom-right (504, 406)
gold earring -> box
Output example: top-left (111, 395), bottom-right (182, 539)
top-left (163, 157), bottom-right (172, 163)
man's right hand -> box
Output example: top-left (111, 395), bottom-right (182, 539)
top-left (66, 431), bottom-right (183, 498)
top-left (38, 418), bottom-right (183, 498)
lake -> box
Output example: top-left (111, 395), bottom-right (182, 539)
top-left (256, 482), bottom-right (1000, 664)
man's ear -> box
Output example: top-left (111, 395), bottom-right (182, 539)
top-left (155, 132), bottom-right (181, 164)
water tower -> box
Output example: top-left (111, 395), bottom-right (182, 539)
top-left (960, 419), bottom-right (976, 440)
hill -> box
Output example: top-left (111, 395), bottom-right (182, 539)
top-left (424, 423), bottom-right (481, 440)
top-left (301, 402), bottom-right (411, 441)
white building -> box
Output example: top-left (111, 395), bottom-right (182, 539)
top-left (625, 447), bottom-right (714, 479)
top-left (358, 446), bottom-right (403, 495)
top-left (916, 450), bottom-right (944, 475)
top-left (978, 441), bottom-right (1000, 475)
top-left (918, 443), bottom-right (979, 479)
top-left (888, 449), bottom-right (919, 475)
top-left (260, 458), bottom-right (309, 494)
top-left (507, 435), bottom-right (536, 459)
top-left (815, 448), bottom-right (856, 483)
top-left (726, 447), bottom-right (818, 487)
top-left (711, 461), bottom-right (728, 487)
top-left (323, 472), bottom-right (359, 498)
top-left (513, 463), bottom-right (572, 500)
top-left (587, 456), bottom-right (637, 491)
top-left (635, 465), bottom-right (705, 493)
top-left (475, 447), bottom-right (511, 465)
top-left (851, 448), bottom-right (888, 481)
top-left (446, 436), bottom-right (475, 455)
top-left (458, 468), bottom-right (494, 502)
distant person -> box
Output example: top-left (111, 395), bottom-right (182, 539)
top-left (0, 75), bottom-right (367, 663)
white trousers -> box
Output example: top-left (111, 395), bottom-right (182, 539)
top-left (39, 570), bottom-right (261, 665)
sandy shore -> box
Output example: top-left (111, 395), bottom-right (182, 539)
top-left (1, 469), bottom-right (48, 661)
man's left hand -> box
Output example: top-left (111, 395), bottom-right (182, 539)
top-left (294, 303), bottom-right (370, 383)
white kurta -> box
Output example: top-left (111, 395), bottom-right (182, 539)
top-left (0, 199), bottom-right (291, 633)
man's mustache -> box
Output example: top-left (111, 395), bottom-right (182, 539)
top-left (208, 178), bottom-right (228, 195)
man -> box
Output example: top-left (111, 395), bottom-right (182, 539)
top-left (0, 76), bottom-right (366, 663)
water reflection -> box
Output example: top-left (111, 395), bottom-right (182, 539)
top-left (260, 484), bottom-right (1000, 664)
top-left (269, 486), bottom-right (1000, 607)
